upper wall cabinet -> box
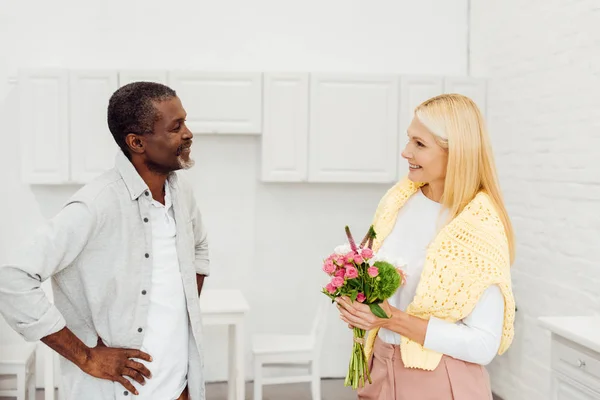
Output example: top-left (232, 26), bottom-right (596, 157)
top-left (261, 73), bottom-right (309, 182)
top-left (308, 74), bottom-right (399, 183)
top-left (19, 69), bottom-right (70, 184)
top-left (398, 76), bottom-right (444, 178)
top-left (18, 68), bottom-right (488, 185)
top-left (119, 70), bottom-right (168, 86)
top-left (167, 72), bottom-right (262, 135)
top-left (69, 70), bottom-right (120, 184)
top-left (444, 77), bottom-right (487, 117)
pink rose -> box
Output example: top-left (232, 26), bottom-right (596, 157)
top-left (331, 276), bottom-right (344, 288)
top-left (345, 266), bottom-right (358, 279)
top-left (361, 248), bottom-right (374, 259)
top-left (335, 269), bottom-right (346, 278)
top-left (356, 293), bottom-right (366, 303)
top-left (325, 283), bottom-right (336, 294)
top-left (353, 254), bottom-right (365, 264)
top-left (368, 266), bottom-right (379, 277)
top-left (322, 260), bottom-right (335, 275)
top-left (333, 255), bottom-right (345, 266)
top-left (344, 254), bottom-right (352, 263)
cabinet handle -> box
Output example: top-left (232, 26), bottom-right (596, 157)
top-left (577, 359), bottom-right (586, 368)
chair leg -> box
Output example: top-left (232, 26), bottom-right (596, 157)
top-left (253, 358), bottom-right (263, 400)
top-left (310, 361), bottom-right (321, 400)
top-left (17, 371), bottom-right (26, 400)
top-left (27, 375), bottom-right (36, 400)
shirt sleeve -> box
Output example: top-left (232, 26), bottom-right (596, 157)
top-left (423, 285), bottom-right (505, 365)
top-left (0, 201), bottom-right (96, 342)
top-left (190, 195), bottom-right (209, 276)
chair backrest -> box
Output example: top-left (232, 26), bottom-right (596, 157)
top-left (309, 298), bottom-right (330, 355)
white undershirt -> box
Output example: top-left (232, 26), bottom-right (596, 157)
top-left (377, 189), bottom-right (505, 365)
top-left (132, 184), bottom-right (189, 399)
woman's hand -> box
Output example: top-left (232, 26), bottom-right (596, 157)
top-left (337, 297), bottom-right (430, 345)
top-left (336, 296), bottom-right (395, 331)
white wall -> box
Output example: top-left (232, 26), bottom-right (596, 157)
top-left (0, 0), bottom-right (469, 386)
top-left (470, 1), bottom-right (600, 399)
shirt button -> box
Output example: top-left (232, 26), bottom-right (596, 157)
top-left (123, 391), bottom-right (128, 396)
top-left (138, 327), bottom-right (143, 333)
top-left (143, 217), bottom-right (148, 223)
top-left (144, 191), bottom-right (149, 196)
top-left (141, 290), bottom-right (147, 295)
top-left (145, 253), bottom-right (149, 258)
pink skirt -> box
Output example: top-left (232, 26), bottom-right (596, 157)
top-left (357, 337), bottom-right (493, 400)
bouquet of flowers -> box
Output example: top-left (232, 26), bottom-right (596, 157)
top-left (321, 225), bottom-right (406, 389)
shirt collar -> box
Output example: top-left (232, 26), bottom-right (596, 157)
top-left (151, 180), bottom-right (173, 210)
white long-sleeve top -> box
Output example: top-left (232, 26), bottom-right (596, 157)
top-left (377, 189), bottom-right (505, 365)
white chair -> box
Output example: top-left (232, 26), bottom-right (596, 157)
top-left (252, 299), bottom-right (330, 400)
top-left (0, 343), bottom-right (37, 400)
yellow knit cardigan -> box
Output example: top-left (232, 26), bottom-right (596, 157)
top-left (364, 178), bottom-right (515, 370)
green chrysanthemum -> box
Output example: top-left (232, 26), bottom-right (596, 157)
top-left (371, 261), bottom-right (400, 300)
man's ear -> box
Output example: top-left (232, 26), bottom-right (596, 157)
top-left (125, 134), bottom-right (145, 155)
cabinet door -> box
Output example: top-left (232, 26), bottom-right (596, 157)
top-left (398, 76), bottom-right (444, 178)
top-left (167, 72), bottom-right (262, 134)
top-left (261, 73), bottom-right (309, 182)
top-left (552, 372), bottom-right (600, 400)
top-left (18, 69), bottom-right (70, 184)
top-left (444, 77), bottom-right (487, 117)
top-left (119, 70), bottom-right (168, 86)
top-left (308, 74), bottom-right (399, 183)
top-left (69, 71), bottom-right (119, 183)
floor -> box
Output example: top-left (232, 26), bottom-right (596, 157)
top-left (2, 379), bottom-right (355, 400)
top-left (1, 379), bottom-right (503, 399)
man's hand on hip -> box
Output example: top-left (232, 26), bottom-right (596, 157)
top-left (41, 328), bottom-right (153, 397)
top-left (80, 339), bottom-right (153, 396)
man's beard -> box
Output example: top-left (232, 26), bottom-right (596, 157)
top-left (145, 152), bottom-right (195, 174)
top-left (145, 156), bottom-right (194, 174)
top-left (177, 155), bottom-right (195, 170)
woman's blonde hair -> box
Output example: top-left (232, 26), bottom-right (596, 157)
top-left (415, 93), bottom-right (515, 264)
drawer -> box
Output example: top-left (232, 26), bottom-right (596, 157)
top-left (552, 336), bottom-right (600, 393)
top-left (553, 371), bottom-right (600, 400)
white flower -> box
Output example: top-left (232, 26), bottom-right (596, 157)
top-left (334, 244), bottom-right (352, 255)
top-left (369, 252), bottom-right (387, 265)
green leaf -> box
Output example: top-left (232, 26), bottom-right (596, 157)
top-left (369, 303), bottom-right (390, 319)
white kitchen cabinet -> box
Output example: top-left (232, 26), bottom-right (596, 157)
top-left (69, 70), bottom-right (120, 184)
top-left (167, 72), bottom-right (262, 135)
top-left (261, 73), bottom-right (309, 182)
top-left (18, 69), bottom-right (70, 184)
top-left (444, 77), bottom-right (487, 117)
top-left (119, 70), bottom-right (168, 86)
top-left (308, 74), bottom-right (399, 183)
top-left (553, 373), bottom-right (600, 400)
top-left (398, 76), bottom-right (444, 178)
top-left (539, 316), bottom-right (600, 400)
top-left (17, 68), bottom-right (490, 185)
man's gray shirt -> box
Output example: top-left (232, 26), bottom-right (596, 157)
top-left (0, 152), bottom-right (210, 400)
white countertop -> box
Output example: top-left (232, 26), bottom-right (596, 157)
top-left (200, 288), bottom-right (250, 314)
top-left (538, 316), bottom-right (600, 354)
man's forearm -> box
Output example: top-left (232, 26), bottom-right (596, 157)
top-left (196, 274), bottom-right (206, 296)
top-left (41, 326), bottom-right (91, 369)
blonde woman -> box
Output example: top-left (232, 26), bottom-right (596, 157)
top-left (336, 94), bottom-right (515, 400)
